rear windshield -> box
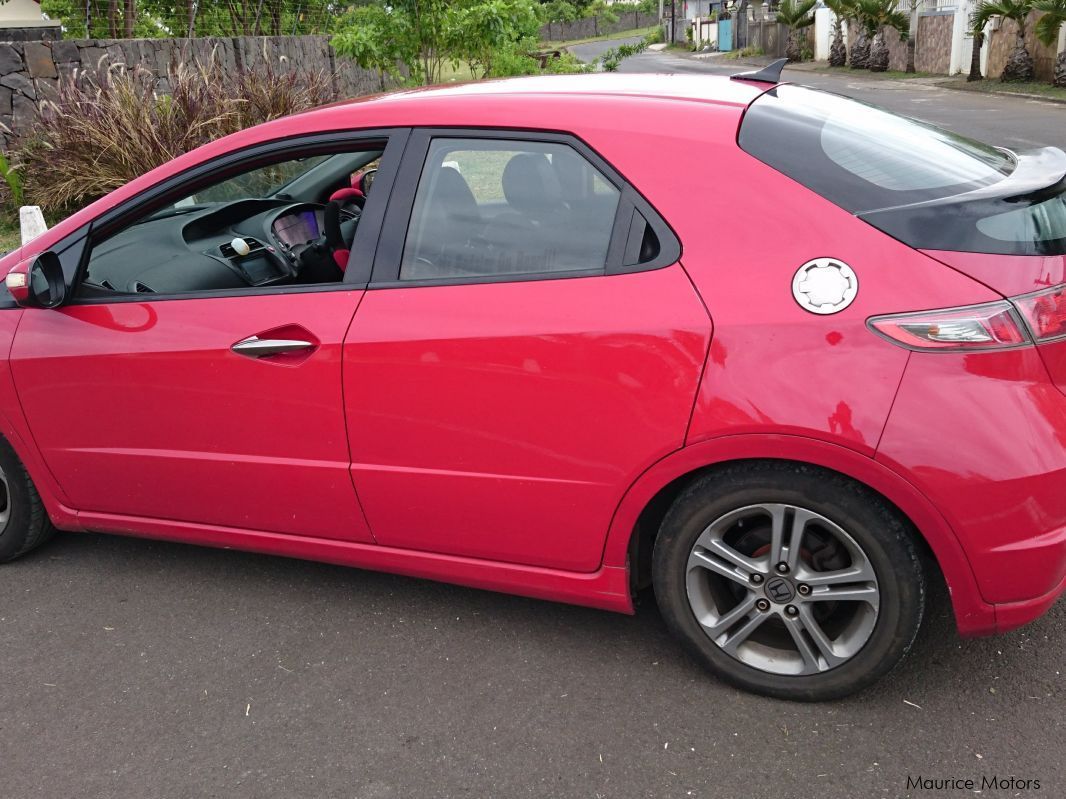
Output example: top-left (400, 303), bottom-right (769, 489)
top-left (737, 86), bottom-right (1066, 256)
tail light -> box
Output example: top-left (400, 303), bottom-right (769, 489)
top-left (1013, 285), bottom-right (1066, 343)
top-left (868, 301), bottom-right (1029, 351)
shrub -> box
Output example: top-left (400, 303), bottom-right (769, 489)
top-left (546, 51), bottom-right (596, 74)
top-left (0, 149), bottom-right (23, 211)
top-left (16, 58), bottom-right (335, 214)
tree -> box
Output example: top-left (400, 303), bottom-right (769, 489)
top-left (860, 0), bottom-right (909, 72)
top-left (542, 0), bottom-right (578, 22)
top-left (905, 0), bottom-right (919, 72)
top-left (1034, 0), bottom-right (1066, 86)
top-left (849, 2), bottom-right (875, 68)
top-left (973, 0), bottom-right (1036, 82)
top-left (332, 4), bottom-right (414, 90)
top-left (450, 0), bottom-right (542, 78)
top-left (775, 0), bottom-right (816, 62)
top-left (824, 0), bottom-right (854, 67)
top-left (334, 0), bottom-right (547, 86)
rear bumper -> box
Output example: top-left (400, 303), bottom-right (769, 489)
top-left (877, 346), bottom-right (1066, 633)
top-left (993, 568), bottom-right (1066, 634)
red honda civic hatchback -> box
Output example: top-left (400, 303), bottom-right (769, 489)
top-left (1, 72), bottom-right (1064, 700)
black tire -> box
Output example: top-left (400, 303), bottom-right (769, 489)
top-left (0, 436), bottom-right (56, 562)
top-left (652, 461), bottom-right (925, 701)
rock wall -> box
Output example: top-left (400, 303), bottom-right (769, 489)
top-left (914, 13), bottom-right (952, 75)
top-left (0, 35), bottom-right (383, 149)
top-left (986, 10), bottom-right (1057, 82)
top-left (846, 15), bottom-right (950, 74)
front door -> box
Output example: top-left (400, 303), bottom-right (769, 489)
top-left (9, 135), bottom-right (404, 543)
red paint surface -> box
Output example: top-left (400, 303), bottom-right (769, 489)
top-left (0, 74), bottom-right (1062, 635)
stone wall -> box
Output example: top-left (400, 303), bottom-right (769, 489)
top-left (0, 35), bottom-right (383, 149)
top-left (914, 13), bottom-right (952, 75)
top-left (540, 11), bottom-right (660, 42)
top-left (846, 22), bottom-right (906, 70)
top-left (846, 15), bottom-right (950, 74)
top-left (986, 10), bottom-right (1057, 82)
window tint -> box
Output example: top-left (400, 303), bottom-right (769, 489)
top-left (400, 138), bottom-right (621, 281)
top-left (738, 85), bottom-right (1013, 213)
top-left (78, 147), bottom-right (384, 298)
top-left (977, 193), bottom-right (1066, 243)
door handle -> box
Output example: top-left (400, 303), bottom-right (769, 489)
top-left (232, 335), bottom-right (316, 358)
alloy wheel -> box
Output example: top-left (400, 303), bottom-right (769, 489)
top-left (685, 503), bottom-right (880, 676)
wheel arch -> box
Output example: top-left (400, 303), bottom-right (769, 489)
top-left (0, 406), bottom-right (79, 531)
top-left (606, 434), bottom-right (997, 636)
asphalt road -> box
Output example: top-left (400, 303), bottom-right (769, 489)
top-left (2, 47), bottom-right (1064, 799)
top-left (571, 39), bottom-right (1066, 152)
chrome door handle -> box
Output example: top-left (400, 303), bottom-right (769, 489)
top-left (232, 336), bottom-right (316, 358)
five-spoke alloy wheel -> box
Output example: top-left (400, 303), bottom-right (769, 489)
top-left (653, 462), bottom-right (925, 701)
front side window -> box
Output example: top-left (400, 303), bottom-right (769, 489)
top-left (400, 138), bottom-right (621, 281)
top-left (78, 143), bottom-right (386, 298)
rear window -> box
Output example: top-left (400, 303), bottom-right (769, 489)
top-left (737, 86), bottom-right (1066, 256)
top-left (738, 85), bottom-right (1013, 213)
top-left (976, 193), bottom-right (1066, 243)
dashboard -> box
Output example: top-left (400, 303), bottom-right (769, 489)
top-left (81, 199), bottom-right (359, 296)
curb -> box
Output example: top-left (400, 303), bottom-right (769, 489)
top-left (936, 80), bottom-right (1066, 106)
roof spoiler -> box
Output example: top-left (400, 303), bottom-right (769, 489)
top-left (730, 59), bottom-right (788, 85)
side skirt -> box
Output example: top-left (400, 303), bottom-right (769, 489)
top-left (74, 511), bottom-right (635, 614)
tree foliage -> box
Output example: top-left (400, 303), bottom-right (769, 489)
top-left (41, 0), bottom-right (344, 39)
top-left (1033, 0), bottom-right (1066, 86)
top-left (823, 0), bottom-right (853, 67)
top-left (973, 0), bottom-right (1035, 81)
top-left (776, 0), bottom-right (816, 63)
top-left (334, 0), bottom-right (547, 85)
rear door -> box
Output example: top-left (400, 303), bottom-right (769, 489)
top-left (342, 130), bottom-right (712, 571)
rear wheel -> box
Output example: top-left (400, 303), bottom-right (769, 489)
top-left (652, 462), bottom-right (925, 701)
top-left (0, 437), bottom-right (56, 562)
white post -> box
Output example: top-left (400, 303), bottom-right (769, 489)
top-left (949, 5), bottom-right (970, 75)
top-left (19, 206), bottom-right (48, 246)
top-left (814, 7), bottom-right (833, 62)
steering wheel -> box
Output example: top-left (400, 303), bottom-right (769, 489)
top-left (323, 200), bottom-right (347, 267)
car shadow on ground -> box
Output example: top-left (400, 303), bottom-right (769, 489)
top-left (19, 529), bottom-right (1062, 711)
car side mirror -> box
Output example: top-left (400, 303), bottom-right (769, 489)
top-left (5, 251), bottom-right (68, 309)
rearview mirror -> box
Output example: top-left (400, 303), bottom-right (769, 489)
top-left (5, 251), bottom-right (68, 309)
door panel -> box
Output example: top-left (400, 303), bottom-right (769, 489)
top-left (343, 266), bottom-right (711, 571)
top-left (11, 291), bottom-right (373, 542)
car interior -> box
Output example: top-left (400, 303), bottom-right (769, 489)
top-left (77, 148), bottom-right (385, 298)
top-left (401, 143), bottom-right (620, 280)
top-left (75, 139), bottom-right (624, 298)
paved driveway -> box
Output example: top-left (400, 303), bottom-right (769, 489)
top-left (0, 531), bottom-right (1061, 798)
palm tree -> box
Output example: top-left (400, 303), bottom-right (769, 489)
top-left (825, 0), bottom-right (856, 66)
top-left (861, 0), bottom-right (910, 72)
top-left (776, 0), bottom-right (818, 62)
top-left (973, 0), bottom-right (1036, 82)
top-left (849, 2), bottom-right (877, 68)
top-left (967, 14), bottom-right (986, 81)
top-left (1034, 0), bottom-right (1066, 86)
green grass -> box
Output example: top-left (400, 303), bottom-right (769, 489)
top-left (816, 65), bottom-right (934, 79)
top-left (0, 216), bottom-right (20, 254)
top-left (722, 46), bottom-right (765, 60)
top-left (944, 78), bottom-right (1066, 101)
top-left (541, 25), bottom-right (658, 48)
top-left (438, 60), bottom-right (477, 83)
